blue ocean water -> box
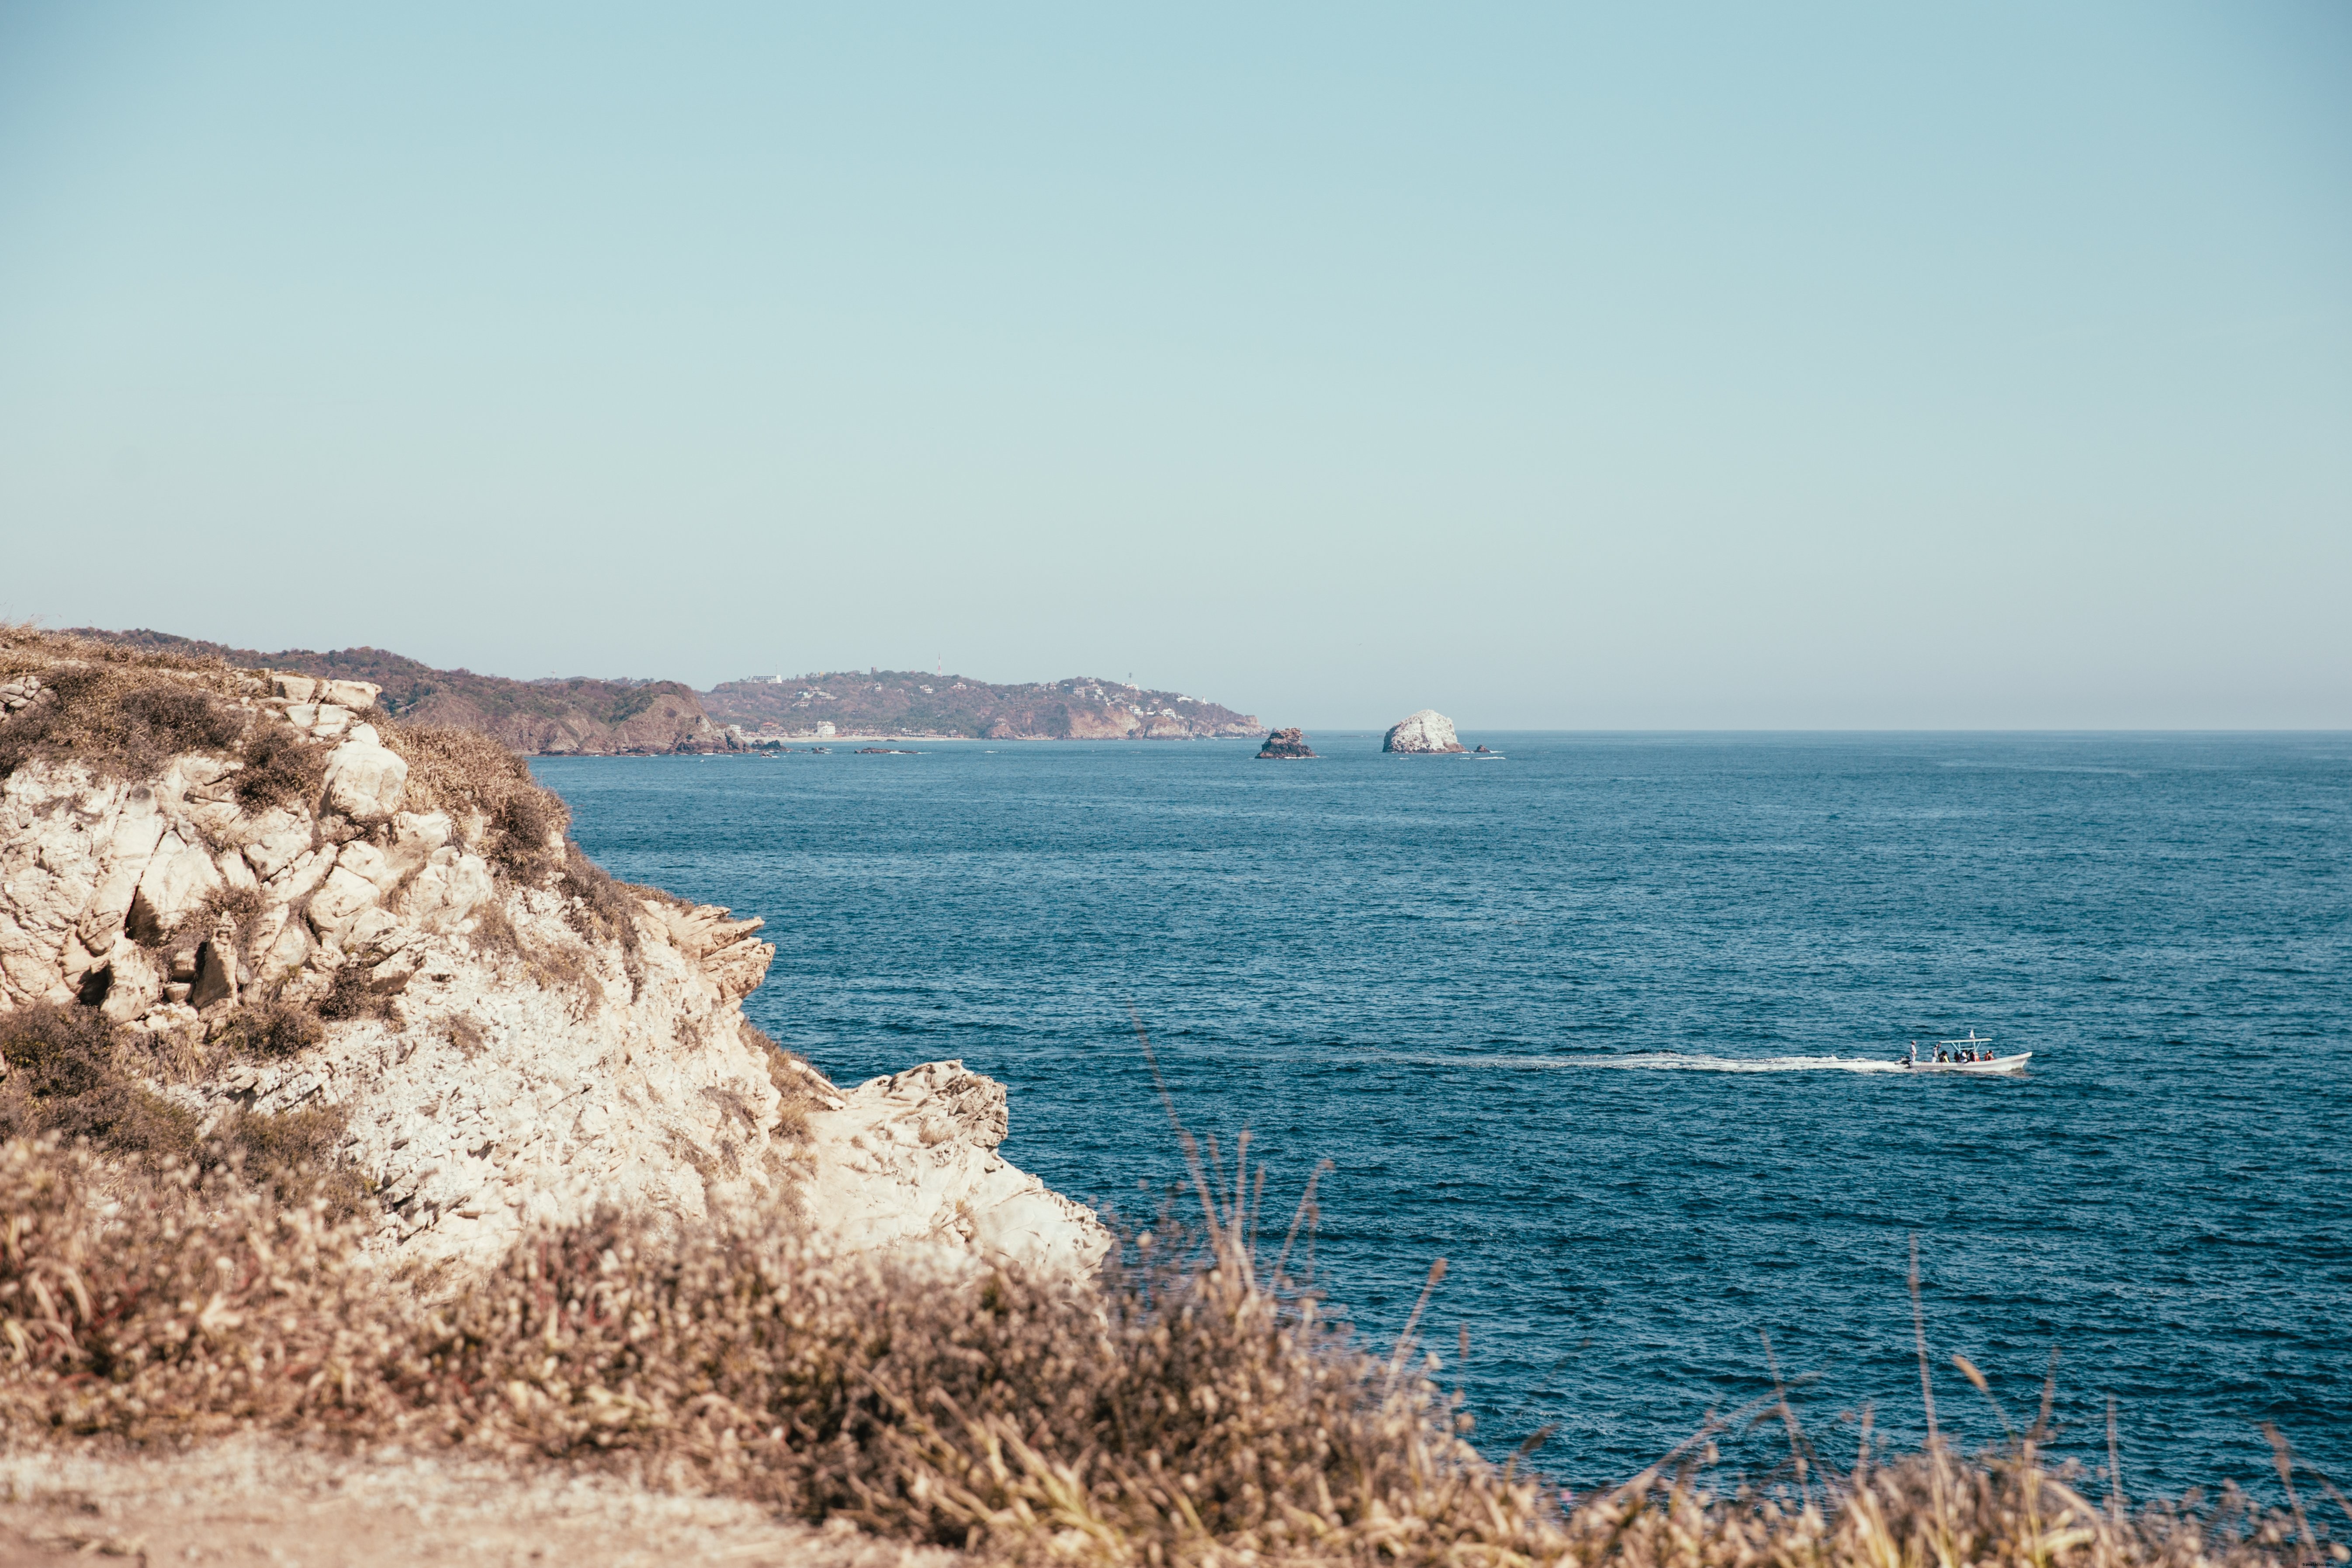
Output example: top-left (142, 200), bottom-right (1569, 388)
top-left (535, 733), bottom-right (2352, 1498)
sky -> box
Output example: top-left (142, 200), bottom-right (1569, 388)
top-left (1, 3), bottom-right (2347, 728)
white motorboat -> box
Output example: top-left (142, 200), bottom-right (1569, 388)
top-left (1901, 1031), bottom-right (2030, 1074)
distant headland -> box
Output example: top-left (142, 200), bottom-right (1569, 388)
top-left (67, 631), bottom-right (1261, 753)
top-left (705, 671), bottom-right (1259, 742)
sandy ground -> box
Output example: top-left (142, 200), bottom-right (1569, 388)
top-left (0, 1436), bottom-right (961, 1568)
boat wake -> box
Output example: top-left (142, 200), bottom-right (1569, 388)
top-left (1440, 1052), bottom-right (1918, 1075)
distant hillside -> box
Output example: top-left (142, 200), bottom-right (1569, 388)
top-left (72, 630), bottom-right (734, 756)
top-left (703, 671), bottom-right (1260, 740)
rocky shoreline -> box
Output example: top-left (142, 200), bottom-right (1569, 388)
top-left (0, 629), bottom-right (1105, 1280)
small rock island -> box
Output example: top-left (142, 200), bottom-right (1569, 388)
top-left (1256, 727), bottom-right (1318, 760)
top-left (1382, 709), bottom-right (1468, 754)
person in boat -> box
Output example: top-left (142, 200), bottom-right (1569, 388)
top-left (1935, 1044), bottom-right (1949, 1063)
top-left (1906, 1041), bottom-right (1918, 1067)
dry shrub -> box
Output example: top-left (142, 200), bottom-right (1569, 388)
top-left (0, 664), bottom-right (246, 782)
top-left (377, 717), bottom-right (568, 880)
top-left (0, 624), bottom-right (331, 813)
top-left (235, 723), bottom-right (329, 809)
top-left (0, 1138), bottom-right (396, 1437)
top-left (0, 1003), bottom-right (200, 1166)
top-left (444, 1015), bottom-right (487, 1059)
top-left (218, 1000), bottom-right (326, 1059)
top-left (0, 1004), bottom-right (367, 1212)
top-left (359, 1184), bottom-right (2349, 1568)
top-left (316, 963), bottom-right (397, 1023)
top-left (141, 882), bottom-right (267, 952)
top-left (215, 1104), bottom-right (371, 1222)
top-left (0, 1127), bottom-right (2322, 1568)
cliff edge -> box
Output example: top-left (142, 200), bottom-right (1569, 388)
top-left (0, 628), bottom-right (1103, 1277)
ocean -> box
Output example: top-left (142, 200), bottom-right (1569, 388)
top-left (534, 732), bottom-right (2351, 1498)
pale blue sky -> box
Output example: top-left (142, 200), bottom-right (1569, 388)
top-left (2, 3), bottom-right (2346, 727)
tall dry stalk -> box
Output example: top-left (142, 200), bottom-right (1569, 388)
top-left (0, 1120), bottom-right (2332, 1568)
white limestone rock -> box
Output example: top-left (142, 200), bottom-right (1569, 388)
top-left (1382, 709), bottom-right (1467, 754)
top-left (130, 832), bottom-right (224, 938)
top-left (0, 728), bottom-right (1104, 1283)
top-left (322, 733), bottom-right (409, 822)
top-left (320, 679), bottom-right (383, 711)
top-left (800, 1061), bottom-right (1109, 1277)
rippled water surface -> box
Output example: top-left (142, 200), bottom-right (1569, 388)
top-left (536, 733), bottom-right (2352, 1495)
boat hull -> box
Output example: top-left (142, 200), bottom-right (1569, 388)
top-left (1905, 1052), bottom-right (2031, 1074)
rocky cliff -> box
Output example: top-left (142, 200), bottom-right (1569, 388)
top-left (0, 628), bottom-right (1102, 1277)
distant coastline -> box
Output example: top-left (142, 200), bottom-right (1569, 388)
top-left (68, 630), bottom-right (1263, 755)
top-left (702, 669), bottom-right (1260, 742)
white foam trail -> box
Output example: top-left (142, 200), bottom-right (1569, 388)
top-left (1441, 1052), bottom-right (1913, 1075)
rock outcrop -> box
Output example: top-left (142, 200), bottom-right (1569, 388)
top-left (0, 630), bottom-right (1105, 1279)
top-left (800, 1061), bottom-right (1105, 1276)
top-left (1255, 728), bottom-right (1317, 760)
top-left (1382, 710), bottom-right (1467, 754)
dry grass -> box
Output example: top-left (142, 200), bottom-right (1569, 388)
top-left (0, 1004), bottom-right (366, 1218)
top-left (0, 1004), bottom-right (202, 1166)
top-left (465, 896), bottom-right (602, 999)
top-left (747, 1020), bottom-right (827, 1142)
top-left (234, 720), bottom-right (331, 808)
top-left (315, 962), bottom-right (400, 1023)
top-left (0, 1121), bottom-right (2325, 1568)
top-left (375, 715), bottom-right (570, 880)
top-left (0, 1138), bottom-right (397, 1437)
top-left (217, 998), bottom-right (328, 1059)
top-left (0, 623), bottom-right (332, 810)
top-left (556, 841), bottom-right (662, 998)
top-left (211, 1102), bottom-right (373, 1223)
top-left (0, 657), bottom-right (248, 783)
top-left (3, 623), bottom-right (2319, 1563)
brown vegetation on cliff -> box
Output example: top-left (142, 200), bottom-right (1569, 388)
top-left (68, 627), bottom-right (734, 755)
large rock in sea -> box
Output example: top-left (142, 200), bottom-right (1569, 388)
top-left (1382, 710), bottom-right (1466, 754)
top-left (1256, 727), bottom-right (1317, 760)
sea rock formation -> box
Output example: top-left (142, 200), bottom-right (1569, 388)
top-left (0, 632), bottom-right (1105, 1278)
top-left (1255, 728), bottom-right (1317, 760)
top-left (1382, 710), bottom-right (1467, 754)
